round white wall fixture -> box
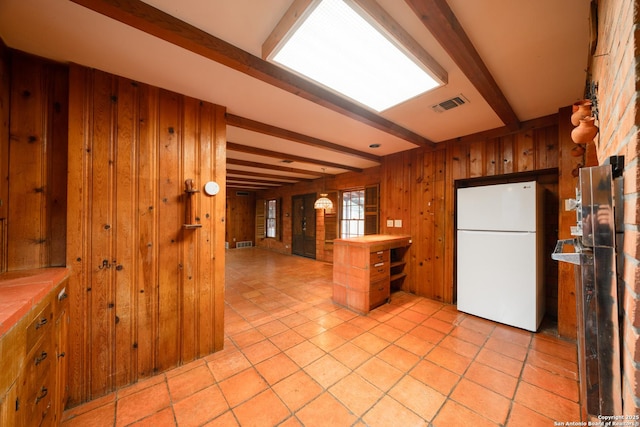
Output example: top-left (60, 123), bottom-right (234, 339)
top-left (204, 181), bottom-right (220, 196)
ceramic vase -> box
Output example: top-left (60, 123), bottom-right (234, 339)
top-left (571, 100), bottom-right (593, 126)
top-left (571, 116), bottom-right (598, 144)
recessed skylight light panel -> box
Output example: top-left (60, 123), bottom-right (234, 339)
top-left (270, 0), bottom-right (441, 112)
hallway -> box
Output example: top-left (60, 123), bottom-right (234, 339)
top-left (61, 247), bottom-right (580, 426)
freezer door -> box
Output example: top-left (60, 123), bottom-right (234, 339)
top-left (457, 181), bottom-right (537, 232)
top-left (457, 230), bottom-right (543, 331)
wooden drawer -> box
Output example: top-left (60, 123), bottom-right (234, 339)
top-left (369, 262), bottom-right (389, 283)
top-left (22, 335), bottom-right (53, 396)
top-left (370, 250), bottom-right (389, 264)
top-left (21, 382), bottom-right (53, 427)
top-left (53, 284), bottom-right (69, 318)
top-left (26, 302), bottom-right (52, 355)
top-left (369, 280), bottom-right (389, 309)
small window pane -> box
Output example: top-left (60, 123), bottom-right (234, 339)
top-left (341, 189), bottom-right (365, 238)
top-left (266, 199), bottom-right (277, 238)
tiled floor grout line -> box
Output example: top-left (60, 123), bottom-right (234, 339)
top-left (62, 249), bottom-right (581, 426)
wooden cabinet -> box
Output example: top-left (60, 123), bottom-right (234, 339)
top-left (333, 235), bottom-right (411, 314)
top-left (0, 269), bottom-right (69, 427)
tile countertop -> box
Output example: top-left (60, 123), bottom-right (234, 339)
top-left (333, 234), bottom-right (412, 247)
top-left (0, 267), bottom-right (70, 338)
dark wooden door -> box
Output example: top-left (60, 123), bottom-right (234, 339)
top-left (292, 194), bottom-right (316, 258)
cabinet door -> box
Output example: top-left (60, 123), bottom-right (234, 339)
top-left (54, 286), bottom-right (70, 424)
top-left (0, 383), bottom-right (18, 427)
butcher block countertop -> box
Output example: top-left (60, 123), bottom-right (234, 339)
top-left (0, 267), bottom-right (70, 337)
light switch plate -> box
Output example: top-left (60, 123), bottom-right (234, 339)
top-left (386, 219), bottom-right (394, 227)
top-left (394, 219), bottom-right (402, 228)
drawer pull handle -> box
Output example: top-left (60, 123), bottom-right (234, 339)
top-left (58, 351), bottom-right (66, 358)
top-left (58, 292), bottom-right (68, 301)
top-left (35, 387), bottom-right (48, 404)
top-left (374, 262), bottom-right (384, 267)
top-left (34, 318), bottom-right (48, 330)
top-left (35, 351), bottom-right (48, 366)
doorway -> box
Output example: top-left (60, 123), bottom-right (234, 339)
top-left (292, 193), bottom-right (316, 258)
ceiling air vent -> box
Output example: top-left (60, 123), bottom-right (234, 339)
top-left (432, 94), bottom-right (469, 113)
top-left (236, 191), bottom-right (250, 196)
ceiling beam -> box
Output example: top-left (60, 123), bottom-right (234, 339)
top-left (405, 0), bottom-right (520, 131)
top-left (227, 158), bottom-right (327, 177)
top-left (226, 114), bottom-right (380, 163)
top-left (70, 0), bottom-right (436, 148)
top-left (226, 168), bottom-right (311, 182)
top-left (228, 185), bottom-right (271, 190)
top-left (227, 141), bottom-right (363, 173)
top-left (226, 177), bottom-right (283, 186)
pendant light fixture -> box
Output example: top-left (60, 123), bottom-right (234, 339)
top-left (314, 168), bottom-right (333, 210)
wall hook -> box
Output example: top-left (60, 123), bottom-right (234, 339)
top-left (99, 259), bottom-right (117, 269)
top-left (183, 179), bottom-right (202, 229)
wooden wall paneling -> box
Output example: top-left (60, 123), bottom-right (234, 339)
top-left (8, 53), bottom-right (46, 270)
top-left (226, 191), bottom-right (256, 247)
top-left (212, 104), bottom-right (226, 352)
top-left (484, 137), bottom-right (499, 176)
top-left (180, 96), bottom-right (198, 363)
top-left (534, 125), bottom-right (559, 170)
top-left (383, 152), bottom-right (409, 231)
top-left (501, 134), bottom-right (515, 174)
top-left (557, 106), bottom-right (578, 339)
top-left (46, 62), bottom-right (69, 267)
top-left (446, 142), bottom-right (468, 302)
top-left (468, 140), bottom-right (484, 178)
top-left (67, 64), bottom-right (90, 405)
top-left (156, 89), bottom-right (182, 371)
top-left (433, 149), bottom-right (448, 302)
top-left (113, 77), bottom-right (137, 388)
top-left (449, 141), bottom-right (469, 181)
top-left (135, 83), bottom-right (159, 379)
top-left (196, 101), bottom-right (213, 357)
top-left (408, 148), bottom-right (424, 294)
top-left (515, 130), bottom-right (534, 172)
top-left (89, 70), bottom-right (116, 398)
top-left (66, 64), bottom-right (226, 405)
top-left (0, 43), bottom-right (8, 272)
top-left (414, 149), bottom-right (434, 298)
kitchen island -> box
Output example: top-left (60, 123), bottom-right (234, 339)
top-left (332, 235), bottom-right (411, 314)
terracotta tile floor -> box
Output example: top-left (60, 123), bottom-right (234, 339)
top-left (62, 248), bottom-right (581, 426)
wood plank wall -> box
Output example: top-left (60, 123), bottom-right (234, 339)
top-left (66, 64), bottom-right (226, 405)
top-left (3, 51), bottom-right (68, 271)
top-left (255, 166), bottom-right (382, 261)
top-left (0, 41), bottom-right (8, 273)
top-left (381, 118), bottom-right (580, 335)
top-left (382, 123), bottom-right (561, 302)
top-left (226, 190), bottom-right (256, 248)
top-left (257, 116), bottom-right (581, 336)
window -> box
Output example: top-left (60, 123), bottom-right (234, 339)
top-left (339, 185), bottom-right (379, 239)
top-left (341, 189), bottom-right (364, 238)
top-left (266, 199), bottom-right (277, 238)
top-left (266, 0), bottom-right (444, 112)
top-left (256, 198), bottom-right (280, 240)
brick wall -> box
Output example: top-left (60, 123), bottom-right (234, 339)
top-left (590, 0), bottom-right (640, 414)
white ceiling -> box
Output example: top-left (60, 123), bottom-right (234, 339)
top-left (0, 0), bottom-right (591, 188)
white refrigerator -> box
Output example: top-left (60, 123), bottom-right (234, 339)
top-left (456, 181), bottom-right (544, 332)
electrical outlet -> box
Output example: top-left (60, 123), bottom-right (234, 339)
top-left (394, 219), bottom-right (402, 228)
top-left (386, 219), bottom-right (394, 227)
